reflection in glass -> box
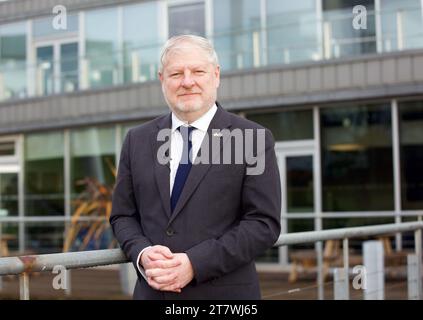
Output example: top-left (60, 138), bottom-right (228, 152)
top-left (36, 45), bottom-right (54, 95)
top-left (0, 172), bottom-right (18, 217)
top-left (246, 109), bottom-right (313, 141)
top-left (380, 0), bottom-right (423, 51)
top-left (60, 42), bottom-right (79, 92)
top-left (70, 127), bottom-right (116, 203)
top-left (322, 0), bottom-right (376, 58)
top-left (65, 220), bottom-right (115, 252)
top-left (0, 22), bottom-right (27, 101)
top-left (321, 104), bottom-right (394, 211)
top-left (286, 156), bottom-right (314, 213)
top-left (33, 14), bottom-right (78, 38)
top-left (288, 219), bottom-right (314, 254)
top-left (399, 101), bottom-right (423, 210)
top-left (122, 2), bottom-right (162, 83)
top-left (25, 222), bottom-right (64, 254)
top-left (25, 132), bottom-right (64, 216)
top-left (213, 0), bottom-right (261, 71)
top-left (85, 8), bottom-right (119, 88)
top-left (267, 0), bottom-right (320, 64)
top-left (168, 3), bottom-right (205, 38)
top-left (0, 223), bottom-right (19, 255)
top-left (0, 142), bottom-right (15, 156)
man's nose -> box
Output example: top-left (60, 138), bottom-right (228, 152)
top-left (181, 71), bottom-right (195, 87)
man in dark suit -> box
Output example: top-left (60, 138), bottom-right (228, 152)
top-left (110, 35), bottom-right (281, 300)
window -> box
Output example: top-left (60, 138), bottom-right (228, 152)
top-left (267, 0), bottom-right (320, 64)
top-left (0, 22), bottom-right (27, 101)
top-left (213, 0), bottom-right (261, 70)
top-left (33, 14), bottom-right (78, 39)
top-left (25, 222), bottom-right (64, 254)
top-left (70, 127), bottom-right (116, 208)
top-left (380, 0), bottom-right (423, 51)
top-left (0, 141), bottom-right (15, 156)
top-left (25, 132), bottom-right (65, 216)
top-left (85, 8), bottom-right (119, 88)
top-left (321, 104), bottom-right (394, 211)
top-left (0, 172), bottom-right (18, 217)
top-left (247, 109), bottom-right (313, 141)
top-left (322, 0), bottom-right (376, 58)
top-left (122, 2), bottom-right (163, 83)
top-left (168, 2), bottom-right (205, 38)
top-left (399, 101), bottom-right (423, 210)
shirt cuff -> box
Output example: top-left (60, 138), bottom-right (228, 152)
top-left (136, 246), bottom-right (151, 281)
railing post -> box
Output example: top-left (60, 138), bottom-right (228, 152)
top-left (414, 228), bottom-right (422, 299)
top-left (334, 268), bottom-right (348, 300)
top-left (363, 240), bottom-right (385, 300)
top-left (316, 241), bottom-right (324, 300)
top-left (343, 238), bottom-right (350, 300)
top-left (65, 269), bottom-right (72, 296)
top-left (408, 254), bottom-right (420, 300)
top-left (19, 272), bottom-right (30, 300)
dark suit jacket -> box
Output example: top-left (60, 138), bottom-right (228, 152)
top-left (110, 103), bottom-right (281, 300)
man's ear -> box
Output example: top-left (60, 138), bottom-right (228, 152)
top-left (158, 72), bottom-right (164, 83)
top-left (215, 65), bottom-right (221, 88)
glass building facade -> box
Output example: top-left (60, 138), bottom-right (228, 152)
top-left (0, 0), bottom-right (422, 266)
top-left (0, 0), bottom-right (423, 102)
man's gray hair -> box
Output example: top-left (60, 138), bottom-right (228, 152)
top-left (159, 34), bottom-right (219, 73)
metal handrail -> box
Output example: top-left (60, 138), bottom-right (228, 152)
top-left (0, 221), bottom-right (422, 299)
top-left (275, 221), bottom-right (423, 246)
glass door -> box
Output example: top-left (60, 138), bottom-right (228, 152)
top-left (0, 167), bottom-right (19, 256)
top-left (35, 41), bottom-right (79, 96)
top-left (275, 142), bottom-right (317, 265)
top-left (0, 170), bottom-right (18, 218)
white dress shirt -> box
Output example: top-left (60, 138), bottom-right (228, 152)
top-left (136, 104), bottom-right (218, 279)
top-left (169, 104), bottom-right (217, 194)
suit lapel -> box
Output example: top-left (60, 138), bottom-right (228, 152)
top-left (151, 113), bottom-right (172, 218)
top-left (168, 104), bottom-right (232, 225)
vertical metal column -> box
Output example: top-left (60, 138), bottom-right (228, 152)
top-left (334, 268), bottom-right (348, 300)
top-left (408, 254), bottom-right (420, 300)
top-left (316, 241), bottom-right (324, 300)
top-left (343, 238), bottom-right (350, 300)
top-left (19, 273), bottom-right (30, 300)
top-left (363, 241), bottom-right (385, 300)
top-left (414, 229), bottom-right (422, 299)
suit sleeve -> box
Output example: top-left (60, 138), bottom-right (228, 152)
top-left (185, 129), bottom-right (282, 284)
top-left (109, 130), bottom-right (152, 270)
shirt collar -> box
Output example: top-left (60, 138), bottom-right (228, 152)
top-left (171, 103), bottom-right (217, 133)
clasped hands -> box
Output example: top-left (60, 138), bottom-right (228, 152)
top-left (140, 245), bottom-right (194, 293)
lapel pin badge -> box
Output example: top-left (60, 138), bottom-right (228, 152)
top-left (213, 132), bottom-right (223, 137)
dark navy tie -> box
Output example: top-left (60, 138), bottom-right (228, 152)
top-left (170, 126), bottom-right (195, 213)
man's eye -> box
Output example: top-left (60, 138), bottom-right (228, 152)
top-left (195, 70), bottom-right (206, 74)
top-left (171, 73), bottom-right (181, 77)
